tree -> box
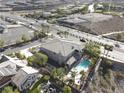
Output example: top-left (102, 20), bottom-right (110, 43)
top-left (85, 42), bottom-right (101, 58)
top-left (51, 68), bottom-right (58, 78)
top-left (80, 70), bottom-right (85, 79)
top-left (15, 52), bottom-right (25, 60)
top-left (104, 45), bottom-right (113, 57)
top-left (29, 47), bottom-right (37, 54)
top-left (82, 5), bottom-right (88, 14)
top-left (2, 86), bottom-right (19, 93)
top-left (63, 85), bottom-right (72, 93)
top-left (27, 52), bottom-right (48, 66)
top-left (21, 34), bottom-right (29, 42)
top-left (51, 68), bottom-right (65, 79)
top-left (33, 30), bottom-right (47, 39)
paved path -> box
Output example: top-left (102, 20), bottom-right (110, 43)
top-left (98, 30), bottom-right (124, 37)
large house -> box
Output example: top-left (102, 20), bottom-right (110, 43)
top-left (0, 54), bottom-right (38, 91)
top-left (40, 38), bottom-right (83, 67)
top-left (0, 67), bottom-right (17, 88)
top-left (0, 55), bottom-right (17, 88)
top-left (12, 67), bottom-right (38, 91)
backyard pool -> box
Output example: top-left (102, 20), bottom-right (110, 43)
top-left (67, 58), bottom-right (91, 85)
top-left (75, 59), bottom-right (90, 72)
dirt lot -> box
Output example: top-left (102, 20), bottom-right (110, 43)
top-left (58, 14), bottom-right (124, 35)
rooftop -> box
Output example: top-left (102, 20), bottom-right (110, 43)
top-left (0, 67), bottom-right (17, 76)
top-left (40, 38), bottom-right (82, 56)
top-left (12, 66), bottom-right (38, 88)
top-left (21, 66), bottom-right (38, 74)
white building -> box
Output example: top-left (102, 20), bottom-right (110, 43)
top-left (12, 67), bottom-right (38, 91)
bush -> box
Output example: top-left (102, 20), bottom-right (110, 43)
top-left (1, 86), bottom-right (19, 93)
top-left (15, 52), bottom-right (25, 60)
top-left (27, 52), bottom-right (48, 66)
top-left (63, 85), bottom-right (72, 93)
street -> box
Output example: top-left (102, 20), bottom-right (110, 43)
top-left (1, 12), bottom-right (124, 64)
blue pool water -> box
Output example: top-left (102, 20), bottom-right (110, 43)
top-left (75, 59), bottom-right (90, 71)
top-left (79, 59), bottom-right (90, 68)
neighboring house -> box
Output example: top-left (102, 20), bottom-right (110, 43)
top-left (0, 68), bottom-right (17, 88)
top-left (0, 54), bottom-right (28, 89)
top-left (40, 39), bottom-right (83, 67)
top-left (0, 54), bottom-right (17, 88)
top-left (12, 67), bottom-right (38, 91)
top-left (1, 54), bottom-right (28, 68)
top-left (0, 54), bottom-right (38, 91)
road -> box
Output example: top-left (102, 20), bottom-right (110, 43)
top-left (0, 40), bottom-right (41, 55)
top-left (1, 12), bottom-right (124, 63)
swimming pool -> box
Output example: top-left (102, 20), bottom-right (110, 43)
top-left (67, 59), bottom-right (90, 85)
top-left (75, 59), bottom-right (90, 72)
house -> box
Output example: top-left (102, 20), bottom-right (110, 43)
top-left (0, 68), bottom-right (17, 88)
top-left (40, 38), bottom-right (83, 67)
top-left (0, 54), bottom-right (27, 68)
top-left (0, 54), bottom-right (38, 91)
top-left (12, 67), bottom-right (38, 91)
top-left (0, 54), bottom-right (17, 88)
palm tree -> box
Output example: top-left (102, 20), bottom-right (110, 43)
top-left (104, 45), bottom-right (113, 57)
top-left (80, 70), bottom-right (85, 80)
top-left (51, 68), bottom-right (65, 80)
